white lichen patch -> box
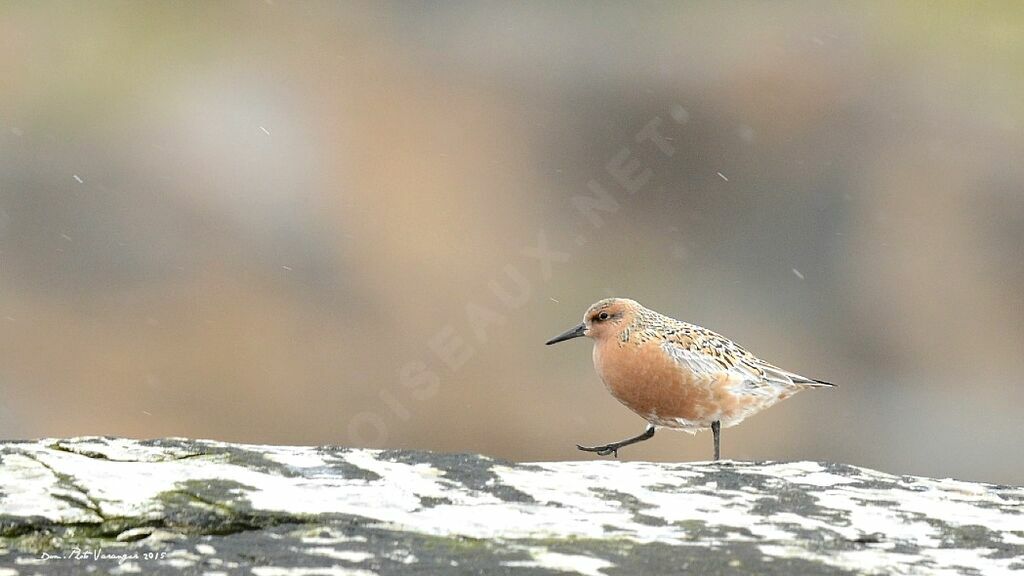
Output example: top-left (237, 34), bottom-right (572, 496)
top-left (506, 548), bottom-right (615, 576)
top-left (164, 549), bottom-right (202, 569)
top-left (749, 461), bottom-right (857, 487)
top-left (260, 447), bottom-right (333, 470)
top-left (109, 562), bottom-right (143, 574)
top-left (297, 527), bottom-right (368, 546)
top-left (304, 547), bottom-right (374, 563)
top-left (1003, 532), bottom-right (1024, 546)
top-left (115, 527), bottom-right (157, 542)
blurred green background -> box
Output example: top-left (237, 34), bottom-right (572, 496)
top-left (1, 2), bottom-right (1022, 484)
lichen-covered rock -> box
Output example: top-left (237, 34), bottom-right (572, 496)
top-left (0, 437), bottom-right (1021, 575)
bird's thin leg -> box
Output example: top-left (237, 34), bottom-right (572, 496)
top-left (577, 425), bottom-right (655, 458)
top-left (711, 420), bottom-right (721, 461)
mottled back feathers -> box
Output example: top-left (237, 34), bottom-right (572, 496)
top-left (622, 305), bottom-right (833, 394)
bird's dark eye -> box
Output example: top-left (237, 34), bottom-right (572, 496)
top-left (598, 312), bottom-right (610, 321)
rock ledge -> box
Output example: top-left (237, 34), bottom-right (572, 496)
top-left (1, 437), bottom-right (1021, 575)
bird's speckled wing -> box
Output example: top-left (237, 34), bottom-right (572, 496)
top-left (657, 322), bottom-right (812, 394)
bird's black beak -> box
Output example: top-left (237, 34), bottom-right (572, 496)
top-left (545, 322), bottom-right (586, 345)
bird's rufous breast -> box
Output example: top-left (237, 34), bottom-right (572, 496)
top-left (592, 332), bottom-right (758, 429)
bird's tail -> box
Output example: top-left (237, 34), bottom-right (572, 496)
top-left (795, 376), bottom-right (837, 388)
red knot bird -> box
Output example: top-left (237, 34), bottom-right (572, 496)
top-left (546, 298), bottom-right (835, 460)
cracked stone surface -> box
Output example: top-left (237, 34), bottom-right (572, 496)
top-left (0, 437), bottom-right (1022, 575)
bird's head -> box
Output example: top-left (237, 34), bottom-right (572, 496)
top-left (545, 298), bottom-right (641, 345)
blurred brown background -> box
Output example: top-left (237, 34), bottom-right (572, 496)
top-left (1, 2), bottom-right (1022, 484)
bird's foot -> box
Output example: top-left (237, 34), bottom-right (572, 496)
top-left (576, 443), bottom-right (620, 457)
